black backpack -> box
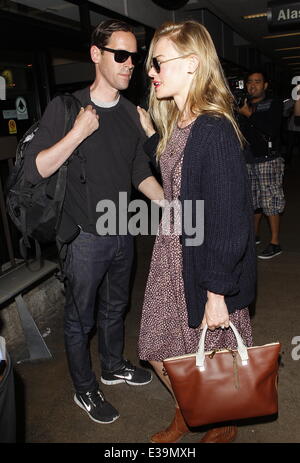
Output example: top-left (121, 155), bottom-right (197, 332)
top-left (6, 94), bottom-right (82, 258)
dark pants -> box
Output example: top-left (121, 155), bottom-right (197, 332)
top-left (286, 130), bottom-right (300, 163)
top-left (63, 231), bottom-right (134, 394)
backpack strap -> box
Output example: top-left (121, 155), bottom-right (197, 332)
top-left (65, 93), bottom-right (94, 228)
top-left (73, 148), bottom-right (95, 228)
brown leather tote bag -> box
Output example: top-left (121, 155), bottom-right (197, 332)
top-left (163, 322), bottom-right (280, 427)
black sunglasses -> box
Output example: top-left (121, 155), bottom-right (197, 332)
top-left (100, 46), bottom-right (141, 66)
top-left (151, 55), bottom-right (190, 74)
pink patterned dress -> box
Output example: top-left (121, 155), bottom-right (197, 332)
top-left (138, 123), bottom-right (252, 361)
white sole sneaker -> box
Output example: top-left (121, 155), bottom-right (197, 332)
top-left (74, 394), bottom-right (119, 424)
top-left (258, 250), bottom-right (282, 259)
top-left (100, 376), bottom-right (152, 386)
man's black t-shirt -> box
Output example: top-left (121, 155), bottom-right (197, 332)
top-left (24, 87), bottom-right (152, 236)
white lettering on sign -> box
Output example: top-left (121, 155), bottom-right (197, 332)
top-left (278, 8), bottom-right (300, 21)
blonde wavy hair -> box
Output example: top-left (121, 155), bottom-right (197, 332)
top-left (146, 20), bottom-right (244, 158)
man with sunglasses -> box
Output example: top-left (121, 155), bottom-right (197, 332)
top-left (24, 20), bottom-right (164, 424)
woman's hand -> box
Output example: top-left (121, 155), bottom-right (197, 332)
top-left (200, 291), bottom-right (230, 330)
top-left (137, 106), bottom-right (156, 138)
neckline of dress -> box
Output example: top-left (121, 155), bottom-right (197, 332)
top-left (176, 119), bottom-right (196, 130)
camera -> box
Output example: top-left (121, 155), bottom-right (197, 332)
top-left (228, 77), bottom-right (249, 107)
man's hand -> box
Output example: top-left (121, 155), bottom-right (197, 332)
top-left (137, 106), bottom-right (156, 138)
top-left (237, 98), bottom-right (252, 118)
top-left (200, 291), bottom-right (229, 330)
top-left (72, 105), bottom-right (99, 141)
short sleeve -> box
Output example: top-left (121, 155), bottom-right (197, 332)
top-left (131, 136), bottom-right (153, 189)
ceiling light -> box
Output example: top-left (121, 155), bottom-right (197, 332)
top-left (275, 46), bottom-right (300, 51)
top-left (263, 32), bottom-right (300, 39)
top-left (242, 13), bottom-right (267, 19)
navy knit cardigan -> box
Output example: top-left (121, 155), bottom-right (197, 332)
top-left (145, 114), bottom-right (257, 328)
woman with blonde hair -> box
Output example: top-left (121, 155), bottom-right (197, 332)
top-left (137, 21), bottom-right (256, 443)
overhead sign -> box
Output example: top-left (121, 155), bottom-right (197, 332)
top-left (15, 96), bottom-right (28, 120)
top-left (267, 2), bottom-right (300, 29)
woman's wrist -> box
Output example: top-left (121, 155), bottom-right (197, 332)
top-left (146, 128), bottom-right (156, 138)
top-left (207, 291), bottom-right (224, 301)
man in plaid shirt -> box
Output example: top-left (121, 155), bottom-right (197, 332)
top-left (238, 70), bottom-right (284, 259)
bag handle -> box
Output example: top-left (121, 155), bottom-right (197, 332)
top-left (196, 322), bottom-right (249, 370)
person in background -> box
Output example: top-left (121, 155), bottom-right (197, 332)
top-left (294, 84), bottom-right (300, 126)
top-left (283, 96), bottom-right (300, 166)
top-left (238, 71), bottom-right (284, 259)
top-left (137, 20), bottom-right (256, 443)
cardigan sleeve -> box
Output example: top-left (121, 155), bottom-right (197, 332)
top-left (193, 119), bottom-right (251, 296)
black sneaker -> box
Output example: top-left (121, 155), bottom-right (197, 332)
top-left (258, 243), bottom-right (282, 259)
top-left (74, 388), bottom-right (119, 424)
top-left (101, 360), bottom-right (152, 386)
top-left (255, 235), bottom-right (261, 245)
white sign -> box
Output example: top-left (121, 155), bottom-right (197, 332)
top-left (0, 76), bottom-right (5, 100)
top-left (15, 96), bottom-right (28, 120)
top-left (2, 109), bottom-right (17, 119)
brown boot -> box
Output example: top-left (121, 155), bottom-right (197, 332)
top-left (150, 407), bottom-right (189, 443)
top-left (200, 425), bottom-right (237, 443)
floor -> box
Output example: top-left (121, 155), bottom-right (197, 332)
top-left (8, 154), bottom-right (300, 444)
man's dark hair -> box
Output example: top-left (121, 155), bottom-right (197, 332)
top-left (91, 19), bottom-right (134, 49)
top-left (246, 70), bottom-right (269, 84)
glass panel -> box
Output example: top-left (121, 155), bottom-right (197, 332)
top-left (0, 52), bottom-right (38, 138)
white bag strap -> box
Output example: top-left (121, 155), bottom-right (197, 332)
top-left (196, 322), bottom-right (249, 370)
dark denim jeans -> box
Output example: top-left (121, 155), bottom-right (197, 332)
top-left (63, 231), bottom-right (134, 394)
